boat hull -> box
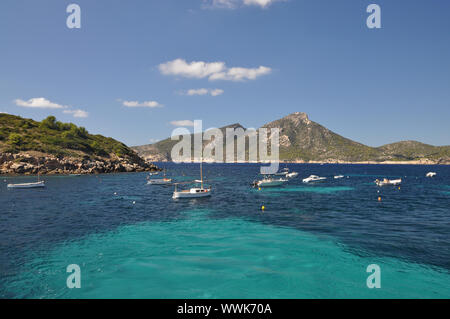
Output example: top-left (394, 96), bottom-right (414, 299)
top-left (375, 179), bottom-right (402, 186)
top-left (302, 178), bottom-right (326, 183)
top-left (147, 179), bottom-right (172, 185)
top-left (172, 188), bottom-right (212, 199)
top-left (7, 181), bottom-right (45, 189)
top-left (257, 179), bottom-right (287, 187)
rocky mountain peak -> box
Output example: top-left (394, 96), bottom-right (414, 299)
top-left (285, 112), bottom-right (310, 125)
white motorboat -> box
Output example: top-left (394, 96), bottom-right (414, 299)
top-left (147, 178), bottom-right (172, 185)
top-left (286, 172), bottom-right (299, 179)
top-left (7, 181), bottom-right (45, 189)
top-left (302, 175), bottom-right (327, 183)
top-left (172, 161), bottom-right (211, 199)
top-left (147, 169), bottom-right (172, 185)
top-left (255, 177), bottom-right (288, 188)
top-left (274, 167), bottom-right (290, 176)
top-left (375, 178), bottom-right (402, 186)
top-left (334, 175), bottom-right (344, 179)
top-left (426, 172), bottom-right (436, 178)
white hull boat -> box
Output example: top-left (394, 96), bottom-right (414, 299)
top-left (173, 159), bottom-right (211, 199)
top-left (375, 178), bottom-right (402, 186)
top-left (334, 175), bottom-right (344, 179)
top-left (7, 181), bottom-right (45, 189)
top-left (256, 178), bottom-right (288, 188)
top-left (286, 172), bottom-right (299, 179)
top-left (302, 175), bottom-right (327, 183)
top-left (147, 178), bottom-right (172, 185)
top-left (426, 172), bottom-right (436, 178)
top-left (7, 160), bottom-right (45, 189)
top-left (274, 167), bottom-right (291, 176)
top-left (172, 187), bottom-right (211, 199)
top-left (147, 169), bottom-right (172, 185)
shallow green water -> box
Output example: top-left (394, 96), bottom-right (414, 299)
top-left (6, 209), bottom-right (449, 299)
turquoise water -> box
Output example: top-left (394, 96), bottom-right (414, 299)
top-left (6, 209), bottom-right (450, 299)
top-left (1, 164), bottom-right (449, 298)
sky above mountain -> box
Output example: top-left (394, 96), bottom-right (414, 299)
top-left (0, 0), bottom-right (449, 147)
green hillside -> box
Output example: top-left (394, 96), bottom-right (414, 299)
top-left (0, 114), bottom-right (138, 160)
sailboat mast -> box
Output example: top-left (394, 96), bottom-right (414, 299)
top-left (200, 160), bottom-right (203, 189)
top-left (37, 158), bottom-right (40, 182)
top-left (200, 145), bottom-right (204, 189)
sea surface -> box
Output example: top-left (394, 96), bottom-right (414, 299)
top-left (0, 163), bottom-right (449, 298)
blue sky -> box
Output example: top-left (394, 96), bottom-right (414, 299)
top-left (0, 0), bottom-right (449, 147)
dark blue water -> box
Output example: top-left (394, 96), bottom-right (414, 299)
top-left (0, 164), bottom-right (449, 298)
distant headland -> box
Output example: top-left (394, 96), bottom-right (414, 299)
top-left (132, 112), bottom-right (450, 165)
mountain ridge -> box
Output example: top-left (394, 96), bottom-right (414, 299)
top-left (132, 112), bottom-right (450, 164)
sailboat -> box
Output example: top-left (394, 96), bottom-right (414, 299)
top-left (7, 159), bottom-right (45, 189)
top-left (172, 159), bottom-right (211, 199)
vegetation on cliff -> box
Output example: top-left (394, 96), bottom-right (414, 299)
top-left (0, 114), bottom-right (136, 160)
top-left (0, 114), bottom-right (158, 174)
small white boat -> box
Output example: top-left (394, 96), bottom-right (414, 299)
top-left (375, 178), bottom-right (402, 186)
top-left (274, 167), bottom-right (290, 176)
top-left (147, 169), bottom-right (172, 185)
top-left (172, 161), bottom-right (211, 199)
top-left (286, 172), bottom-right (299, 179)
top-left (302, 175), bottom-right (327, 183)
top-left (426, 172), bottom-right (436, 178)
top-left (147, 178), bottom-right (172, 185)
top-left (334, 175), bottom-right (344, 179)
top-left (7, 181), bottom-right (45, 189)
top-left (173, 186), bottom-right (211, 199)
top-left (7, 160), bottom-right (45, 189)
top-left (255, 177), bottom-right (288, 188)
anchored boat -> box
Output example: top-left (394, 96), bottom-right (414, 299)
top-left (254, 176), bottom-right (288, 188)
top-left (286, 171), bottom-right (299, 179)
top-left (375, 178), bottom-right (402, 186)
top-left (147, 169), bottom-right (172, 185)
top-left (7, 181), bottom-right (45, 189)
top-left (7, 160), bottom-right (45, 189)
top-left (172, 161), bottom-right (211, 199)
top-left (302, 175), bottom-right (327, 183)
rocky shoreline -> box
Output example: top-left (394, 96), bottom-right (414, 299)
top-left (0, 152), bottom-right (160, 175)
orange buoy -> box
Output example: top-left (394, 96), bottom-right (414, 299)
top-left (378, 196), bottom-right (382, 202)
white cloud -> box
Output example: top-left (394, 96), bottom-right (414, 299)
top-left (185, 88), bottom-right (224, 96)
top-left (63, 109), bottom-right (89, 118)
top-left (210, 89), bottom-right (225, 96)
top-left (15, 97), bottom-right (88, 118)
top-left (209, 66), bottom-right (271, 81)
top-left (203, 0), bottom-right (281, 9)
top-left (170, 120), bottom-right (195, 127)
top-left (204, 0), bottom-right (238, 9)
top-left (159, 59), bottom-right (271, 82)
top-left (0, 111), bottom-right (8, 114)
top-left (243, 0), bottom-right (277, 8)
top-left (159, 59), bottom-right (225, 79)
top-left (14, 97), bottom-right (68, 109)
top-left (122, 100), bottom-right (163, 108)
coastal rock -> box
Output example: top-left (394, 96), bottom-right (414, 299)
top-left (0, 152), bottom-right (160, 175)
